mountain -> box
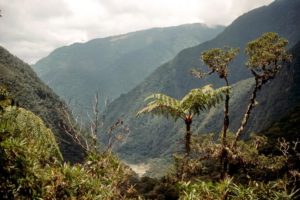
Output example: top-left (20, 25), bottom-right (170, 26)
top-left (102, 0), bottom-right (300, 164)
top-left (33, 23), bottom-right (224, 115)
top-left (0, 46), bottom-right (84, 163)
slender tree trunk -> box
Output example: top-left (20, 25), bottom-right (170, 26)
top-left (221, 77), bottom-right (230, 179)
top-left (222, 77), bottom-right (230, 144)
top-left (185, 117), bottom-right (192, 156)
top-left (232, 79), bottom-right (259, 149)
top-left (176, 117), bottom-right (192, 180)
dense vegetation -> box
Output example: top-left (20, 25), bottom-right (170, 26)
top-left (0, 89), bottom-right (135, 199)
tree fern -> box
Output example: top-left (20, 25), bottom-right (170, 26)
top-left (137, 84), bottom-right (229, 157)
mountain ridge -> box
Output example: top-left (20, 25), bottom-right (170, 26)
top-left (33, 23), bottom-right (224, 116)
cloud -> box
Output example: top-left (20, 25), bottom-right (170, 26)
top-left (0, 0), bottom-right (274, 64)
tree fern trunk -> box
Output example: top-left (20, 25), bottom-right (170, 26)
top-left (185, 117), bottom-right (192, 156)
top-left (221, 77), bottom-right (230, 179)
top-left (222, 78), bottom-right (230, 145)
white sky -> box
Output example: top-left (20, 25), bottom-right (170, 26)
top-left (0, 0), bottom-right (274, 64)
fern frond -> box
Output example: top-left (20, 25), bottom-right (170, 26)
top-left (137, 93), bottom-right (184, 120)
top-left (137, 86), bottom-right (229, 121)
top-left (180, 85), bottom-right (230, 115)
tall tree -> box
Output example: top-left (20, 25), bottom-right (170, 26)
top-left (232, 32), bottom-right (291, 148)
top-left (200, 48), bottom-right (239, 144)
top-left (137, 85), bottom-right (229, 156)
top-left (194, 47), bottom-right (239, 178)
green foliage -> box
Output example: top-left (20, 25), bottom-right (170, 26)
top-left (178, 178), bottom-right (298, 200)
top-left (178, 178), bottom-right (232, 200)
top-left (0, 93), bottom-right (133, 199)
top-left (169, 131), bottom-right (296, 184)
top-left (0, 85), bottom-right (10, 110)
top-left (0, 89), bottom-right (62, 163)
top-left (137, 84), bottom-right (229, 119)
top-left (0, 105), bottom-right (62, 198)
top-left (137, 93), bottom-right (182, 120)
top-left (180, 85), bottom-right (229, 116)
top-left (199, 47), bottom-right (239, 78)
top-left (38, 152), bottom-right (131, 199)
top-left (246, 32), bottom-right (291, 70)
top-left (230, 135), bottom-right (286, 170)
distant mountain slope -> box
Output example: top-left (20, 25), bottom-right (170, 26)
top-left (33, 23), bottom-right (224, 115)
top-left (260, 103), bottom-right (300, 149)
top-left (102, 0), bottom-right (300, 163)
top-left (0, 46), bottom-right (84, 163)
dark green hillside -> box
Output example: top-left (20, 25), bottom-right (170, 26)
top-left (102, 0), bottom-right (300, 165)
top-left (33, 23), bottom-right (224, 115)
top-left (0, 46), bottom-right (84, 163)
top-left (261, 103), bottom-right (300, 151)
